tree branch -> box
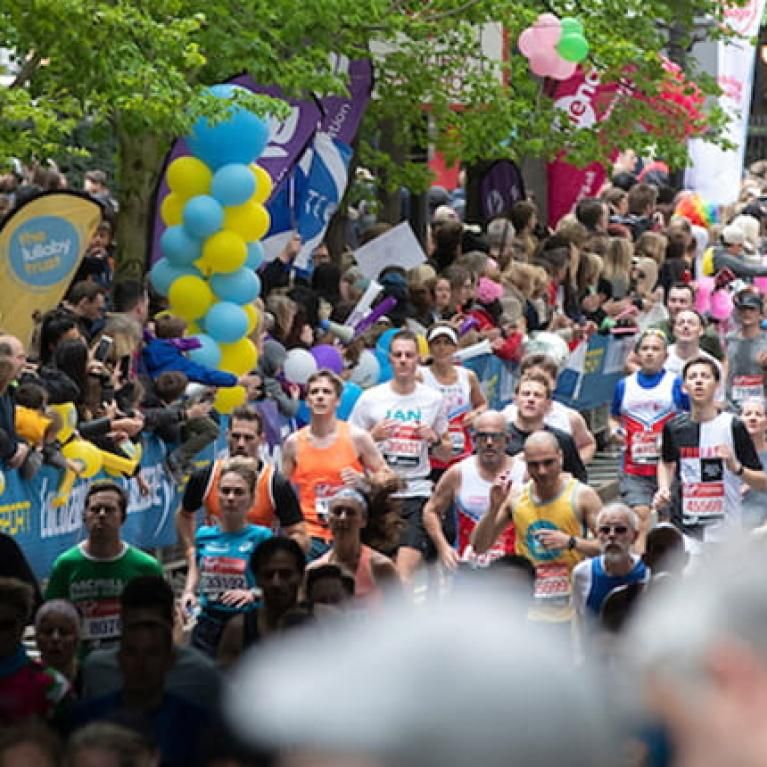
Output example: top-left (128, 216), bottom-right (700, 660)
top-left (10, 51), bottom-right (43, 89)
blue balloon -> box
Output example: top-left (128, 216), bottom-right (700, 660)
top-left (210, 268), bottom-right (261, 305)
top-left (211, 163), bottom-right (256, 206)
top-left (337, 382), bottom-right (363, 421)
top-left (245, 241), bottom-right (265, 270)
top-left (375, 328), bottom-right (399, 359)
top-left (188, 85), bottom-right (270, 170)
top-left (160, 225), bottom-right (202, 267)
top-left (149, 258), bottom-right (202, 296)
top-left (182, 195), bottom-right (224, 240)
top-left (205, 301), bottom-right (249, 343)
top-left (188, 334), bottom-right (221, 369)
top-left (374, 347), bottom-right (393, 383)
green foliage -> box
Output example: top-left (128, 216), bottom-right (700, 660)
top-left (0, 0), bottom-right (741, 226)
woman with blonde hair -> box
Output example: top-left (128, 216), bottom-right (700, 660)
top-left (602, 237), bottom-right (634, 299)
top-left (635, 231), bottom-right (668, 268)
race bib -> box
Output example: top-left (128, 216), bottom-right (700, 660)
top-left (682, 481), bottom-right (725, 525)
top-left (732, 375), bottom-right (763, 404)
top-left (534, 563), bottom-right (571, 607)
top-left (200, 556), bottom-right (248, 599)
top-left (314, 483), bottom-right (341, 525)
top-left (384, 425), bottom-right (422, 468)
top-left (80, 598), bottom-right (121, 643)
top-left (630, 431), bottom-right (661, 464)
top-left (448, 425), bottom-right (466, 457)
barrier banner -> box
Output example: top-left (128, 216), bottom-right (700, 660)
top-left (462, 354), bottom-right (516, 410)
top-left (0, 192), bottom-right (102, 346)
top-left (7, 433), bottom-right (225, 579)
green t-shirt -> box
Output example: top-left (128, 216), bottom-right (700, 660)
top-left (45, 543), bottom-right (163, 652)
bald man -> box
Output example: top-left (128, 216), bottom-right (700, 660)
top-left (472, 431), bottom-right (602, 623)
top-left (423, 410), bottom-right (525, 570)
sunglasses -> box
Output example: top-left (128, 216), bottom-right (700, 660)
top-left (329, 505), bottom-right (362, 517)
top-left (599, 524), bottom-right (629, 535)
top-left (474, 431), bottom-right (506, 442)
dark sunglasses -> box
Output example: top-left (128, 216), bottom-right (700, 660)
top-left (474, 431), bottom-right (506, 442)
top-left (599, 524), bottom-right (629, 535)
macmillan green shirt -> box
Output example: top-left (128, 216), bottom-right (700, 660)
top-left (45, 542), bottom-right (162, 653)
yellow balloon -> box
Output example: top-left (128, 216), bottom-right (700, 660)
top-left (202, 230), bottom-right (247, 274)
top-left (249, 164), bottom-right (274, 204)
top-left (416, 334), bottom-right (429, 360)
top-left (224, 202), bottom-right (270, 242)
top-left (160, 193), bottom-right (185, 226)
top-left (186, 321), bottom-right (202, 335)
top-left (166, 156), bottom-right (212, 198)
top-left (244, 303), bottom-right (259, 335)
top-left (49, 402), bottom-right (77, 443)
top-left (213, 385), bottom-right (247, 414)
top-left (219, 338), bottom-right (258, 376)
top-left (62, 439), bottom-right (103, 479)
top-left (168, 275), bottom-right (213, 321)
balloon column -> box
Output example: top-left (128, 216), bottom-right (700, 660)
top-left (518, 14), bottom-right (589, 80)
top-left (151, 84), bottom-right (272, 414)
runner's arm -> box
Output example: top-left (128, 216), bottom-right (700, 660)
top-left (471, 486), bottom-right (517, 555)
top-left (574, 485), bottom-right (603, 557)
top-left (281, 434), bottom-right (297, 479)
top-left (352, 428), bottom-right (395, 483)
top-left (570, 410), bottom-right (597, 464)
top-left (176, 466), bottom-right (210, 564)
top-left (464, 370), bottom-right (488, 429)
top-left (422, 467), bottom-right (460, 568)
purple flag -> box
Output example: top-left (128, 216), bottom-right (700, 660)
top-left (479, 160), bottom-right (526, 222)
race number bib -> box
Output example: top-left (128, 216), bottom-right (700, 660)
top-left (630, 431), bottom-right (661, 464)
top-left (534, 564), bottom-right (571, 608)
top-left (200, 556), bottom-right (248, 599)
top-left (384, 425), bottom-right (422, 468)
top-left (732, 375), bottom-right (763, 404)
top-left (314, 483), bottom-right (341, 525)
top-left (682, 481), bottom-right (725, 525)
top-left (80, 598), bottom-right (121, 643)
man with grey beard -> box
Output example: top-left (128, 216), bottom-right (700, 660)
top-left (571, 503), bottom-right (648, 621)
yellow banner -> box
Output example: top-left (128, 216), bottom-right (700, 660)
top-left (0, 192), bottom-right (102, 346)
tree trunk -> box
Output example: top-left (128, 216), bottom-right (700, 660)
top-left (114, 125), bottom-right (166, 284)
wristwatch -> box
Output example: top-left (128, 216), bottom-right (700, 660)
top-left (567, 536), bottom-right (577, 550)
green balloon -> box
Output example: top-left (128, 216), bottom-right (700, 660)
top-left (557, 33), bottom-right (589, 62)
top-left (560, 17), bottom-right (584, 36)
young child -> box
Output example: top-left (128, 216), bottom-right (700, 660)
top-left (142, 315), bottom-right (240, 387)
top-left (143, 371), bottom-right (220, 481)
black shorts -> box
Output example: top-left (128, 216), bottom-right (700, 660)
top-left (399, 496), bottom-right (434, 558)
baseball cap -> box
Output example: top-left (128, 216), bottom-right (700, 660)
top-left (427, 325), bottom-right (458, 345)
top-left (734, 290), bottom-right (763, 310)
top-left (721, 224), bottom-right (745, 246)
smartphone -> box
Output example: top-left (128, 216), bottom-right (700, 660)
top-left (118, 354), bottom-right (131, 380)
top-left (93, 335), bottom-right (114, 363)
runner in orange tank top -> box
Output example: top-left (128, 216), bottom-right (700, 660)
top-left (282, 370), bottom-right (392, 560)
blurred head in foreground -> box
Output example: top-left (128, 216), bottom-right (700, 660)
top-left (225, 582), bottom-right (619, 767)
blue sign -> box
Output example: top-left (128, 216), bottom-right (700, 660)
top-left (9, 215), bottom-right (81, 288)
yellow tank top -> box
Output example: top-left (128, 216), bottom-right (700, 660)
top-left (514, 478), bottom-right (585, 623)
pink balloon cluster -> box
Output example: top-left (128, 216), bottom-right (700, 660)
top-left (518, 14), bottom-right (576, 81)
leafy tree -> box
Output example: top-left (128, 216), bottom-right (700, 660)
top-left (0, 0), bottom-right (736, 278)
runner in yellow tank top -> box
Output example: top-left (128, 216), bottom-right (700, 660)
top-left (472, 431), bottom-right (603, 622)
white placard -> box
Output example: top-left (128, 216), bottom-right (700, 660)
top-left (353, 222), bottom-right (426, 279)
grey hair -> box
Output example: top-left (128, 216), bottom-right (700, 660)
top-left (487, 218), bottom-right (515, 251)
top-left (35, 599), bottom-right (81, 634)
top-left (596, 503), bottom-right (640, 532)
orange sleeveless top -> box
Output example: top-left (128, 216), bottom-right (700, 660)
top-left (315, 545), bottom-right (381, 604)
top-left (203, 459), bottom-right (276, 528)
top-left (293, 422), bottom-right (363, 541)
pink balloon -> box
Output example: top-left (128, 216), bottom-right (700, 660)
top-left (518, 27), bottom-right (539, 58)
top-left (529, 48), bottom-right (561, 78)
top-left (548, 56), bottom-right (577, 81)
top-left (694, 276), bottom-right (714, 314)
top-left (754, 277), bottom-right (767, 294)
top-left (709, 289), bottom-right (733, 321)
top-left (534, 13), bottom-right (562, 46)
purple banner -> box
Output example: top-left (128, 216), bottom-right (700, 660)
top-left (479, 160), bottom-right (526, 222)
top-left (319, 58), bottom-right (373, 141)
